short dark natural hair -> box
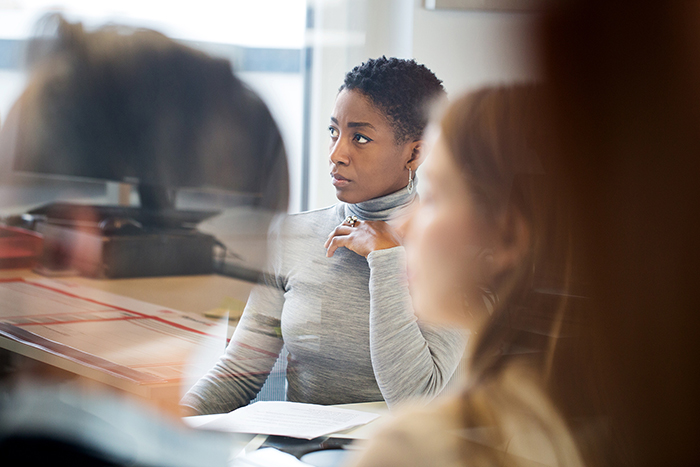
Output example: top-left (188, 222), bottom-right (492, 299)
top-left (339, 56), bottom-right (446, 143)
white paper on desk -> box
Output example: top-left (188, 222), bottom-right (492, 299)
top-left (198, 401), bottom-right (379, 440)
top-left (234, 448), bottom-right (312, 467)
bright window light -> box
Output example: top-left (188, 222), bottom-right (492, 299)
top-left (0, 0), bottom-right (307, 48)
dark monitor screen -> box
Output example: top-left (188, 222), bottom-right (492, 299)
top-left (6, 81), bottom-right (285, 210)
top-left (1, 20), bottom-right (287, 212)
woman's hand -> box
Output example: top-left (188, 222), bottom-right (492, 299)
top-left (325, 218), bottom-right (403, 258)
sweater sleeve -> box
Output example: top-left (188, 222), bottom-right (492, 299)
top-left (179, 277), bottom-right (286, 414)
top-left (366, 247), bottom-right (468, 408)
top-left (181, 215), bottom-right (288, 415)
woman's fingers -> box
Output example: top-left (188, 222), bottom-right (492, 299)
top-left (326, 234), bottom-right (350, 257)
top-left (325, 220), bottom-right (402, 258)
top-left (324, 224), bottom-right (356, 249)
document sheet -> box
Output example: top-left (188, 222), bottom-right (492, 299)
top-left (197, 401), bottom-right (380, 440)
top-left (235, 448), bottom-right (313, 467)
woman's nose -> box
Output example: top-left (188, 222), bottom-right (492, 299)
top-left (329, 138), bottom-right (350, 166)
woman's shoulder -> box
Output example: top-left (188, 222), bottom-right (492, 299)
top-left (465, 361), bottom-right (586, 467)
top-left (345, 397), bottom-right (466, 467)
top-left (277, 204), bottom-right (342, 231)
top-left (266, 205), bottom-right (344, 258)
top-left (347, 362), bottom-right (586, 467)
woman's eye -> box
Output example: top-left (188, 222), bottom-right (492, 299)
top-left (329, 126), bottom-right (339, 138)
top-left (353, 134), bottom-right (371, 144)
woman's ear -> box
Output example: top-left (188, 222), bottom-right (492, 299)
top-left (406, 140), bottom-right (424, 171)
top-left (491, 208), bottom-right (531, 275)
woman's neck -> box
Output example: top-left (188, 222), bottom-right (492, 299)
top-left (344, 183), bottom-right (417, 222)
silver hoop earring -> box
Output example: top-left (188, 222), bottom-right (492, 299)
top-left (407, 168), bottom-right (414, 194)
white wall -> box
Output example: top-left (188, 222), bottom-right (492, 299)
top-left (306, 0), bottom-right (542, 210)
top-left (412, 2), bottom-right (541, 97)
top-left (0, 70), bottom-right (26, 125)
top-left (306, 0), bottom-right (364, 213)
top-left (238, 72), bottom-right (304, 213)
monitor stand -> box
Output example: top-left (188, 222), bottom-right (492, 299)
top-left (25, 185), bottom-right (219, 231)
top-left (137, 184), bottom-right (176, 212)
top-left (25, 202), bottom-right (219, 232)
top-left (34, 222), bottom-right (216, 279)
top-left (27, 185), bottom-right (220, 278)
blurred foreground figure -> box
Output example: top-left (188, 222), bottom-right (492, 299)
top-left (0, 14), bottom-right (289, 466)
top-left (346, 84), bottom-right (588, 467)
top-left (0, 379), bottom-right (231, 466)
top-left (348, 2), bottom-right (700, 467)
top-left (543, 1), bottom-right (700, 465)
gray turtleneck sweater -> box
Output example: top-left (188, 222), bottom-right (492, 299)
top-left (181, 189), bottom-right (467, 415)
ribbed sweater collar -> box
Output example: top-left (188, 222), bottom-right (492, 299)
top-left (343, 182), bottom-right (417, 222)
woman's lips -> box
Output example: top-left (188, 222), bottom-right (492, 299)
top-left (331, 173), bottom-right (351, 187)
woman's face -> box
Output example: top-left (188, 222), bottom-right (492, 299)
top-left (329, 89), bottom-right (417, 204)
top-left (405, 135), bottom-right (493, 328)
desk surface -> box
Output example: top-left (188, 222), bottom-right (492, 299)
top-left (0, 268), bottom-right (256, 410)
top-left (0, 268), bottom-right (255, 316)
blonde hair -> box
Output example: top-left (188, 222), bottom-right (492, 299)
top-left (439, 85), bottom-right (590, 465)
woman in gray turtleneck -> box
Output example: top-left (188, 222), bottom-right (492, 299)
top-left (182, 57), bottom-right (467, 415)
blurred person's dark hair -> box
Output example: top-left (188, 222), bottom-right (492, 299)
top-left (440, 83), bottom-right (580, 373)
top-left (1, 13), bottom-right (288, 212)
top-left (340, 56), bottom-right (446, 143)
top-left (0, 14), bottom-right (291, 466)
top-left (540, 1), bottom-right (700, 465)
